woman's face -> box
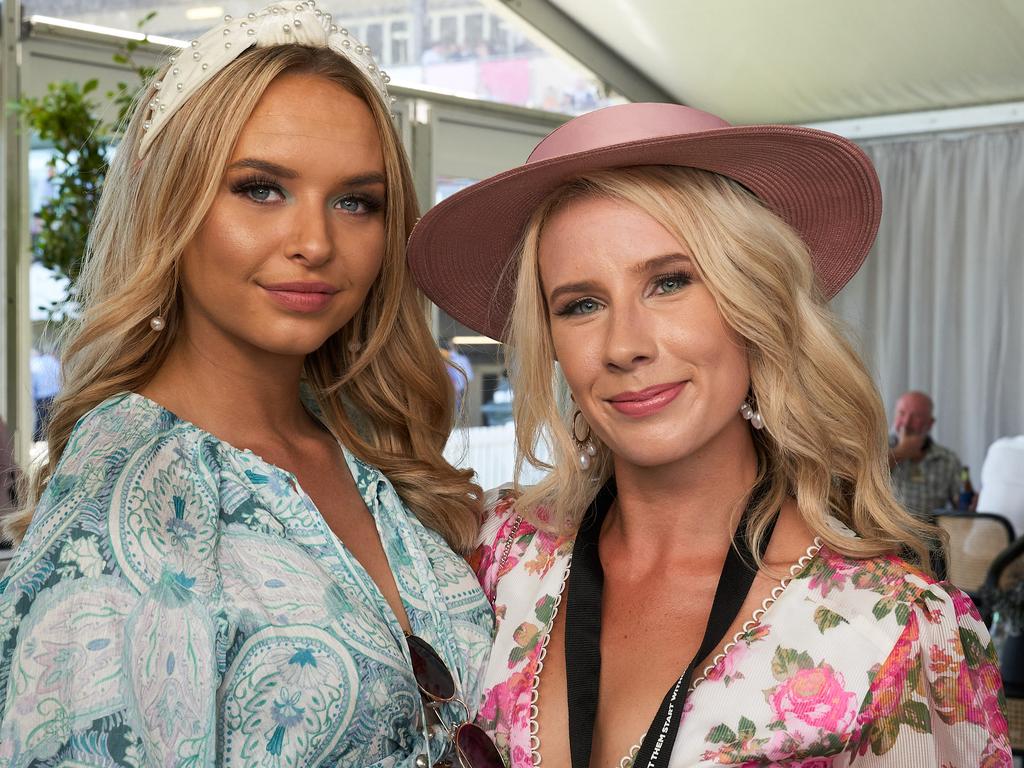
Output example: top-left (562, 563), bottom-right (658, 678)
top-left (179, 72), bottom-right (386, 361)
top-left (539, 195), bottom-right (753, 470)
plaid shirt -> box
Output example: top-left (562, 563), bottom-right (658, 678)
top-left (890, 435), bottom-right (963, 518)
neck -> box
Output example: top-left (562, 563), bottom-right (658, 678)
top-left (140, 319), bottom-right (314, 447)
top-left (603, 420), bottom-right (759, 562)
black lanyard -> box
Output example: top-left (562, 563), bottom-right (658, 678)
top-left (564, 479), bottom-right (776, 768)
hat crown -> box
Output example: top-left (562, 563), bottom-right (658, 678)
top-left (527, 103), bottom-right (732, 164)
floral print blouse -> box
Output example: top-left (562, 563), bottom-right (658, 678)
top-left (0, 392), bottom-right (493, 768)
top-left (470, 490), bottom-right (1011, 768)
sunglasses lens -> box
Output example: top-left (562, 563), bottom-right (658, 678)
top-left (406, 634), bottom-right (457, 701)
top-left (455, 723), bottom-right (505, 768)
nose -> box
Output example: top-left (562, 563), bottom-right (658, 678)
top-left (604, 302), bottom-right (656, 372)
top-left (286, 199), bottom-right (334, 267)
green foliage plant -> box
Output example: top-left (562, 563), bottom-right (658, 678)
top-left (9, 12), bottom-right (158, 300)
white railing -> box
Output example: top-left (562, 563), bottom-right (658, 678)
top-left (444, 423), bottom-right (551, 492)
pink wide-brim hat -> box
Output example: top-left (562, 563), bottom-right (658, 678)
top-left (407, 102), bottom-right (882, 341)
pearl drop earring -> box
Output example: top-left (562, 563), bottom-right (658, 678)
top-left (149, 315), bottom-right (166, 332)
top-left (347, 339), bottom-right (362, 353)
top-left (740, 398), bottom-right (765, 430)
top-left (571, 409), bottom-right (598, 470)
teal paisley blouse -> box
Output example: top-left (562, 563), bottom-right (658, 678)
top-left (0, 392), bottom-right (493, 767)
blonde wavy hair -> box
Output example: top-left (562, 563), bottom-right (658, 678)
top-left (5, 45), bottom-right (482, 552)
top-left (508, 166), bottom-right (937, 567)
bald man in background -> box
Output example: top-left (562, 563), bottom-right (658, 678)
top-left (889, 390), bottom-right (963, 519)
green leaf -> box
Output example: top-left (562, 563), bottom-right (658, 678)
top-left (813, 606), bottom-right (847, 633)
top-left (901, 700), bottom-right (932, 733)
top-left (770, 647), bottom-right (814, 679)
top-left (872, 598), bottom-right (894, 620)
top-left (737, 716), bottom-right (756, 740)
top-left (534, 596), bottom-right (556, 625)
top-left (706, 724), bottom-right (736, 744)
top-left (959, 626), bottom-right (987, 668)
top-left (112, 53), bottom-right (129, 65)
top-left (83, 78), bottom-right (99, 94)
top-left (894, 602), bottom-right (910, 626)
top-left (867, 717), bottom-right (898, 755)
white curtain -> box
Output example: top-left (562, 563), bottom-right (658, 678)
top-left (830, 125), bottom-right (1024, 482)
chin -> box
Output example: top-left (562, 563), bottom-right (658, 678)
top-left (603, 440), bottom-right (694, 469)
top-left (249, 327), bottom-right (338, 357)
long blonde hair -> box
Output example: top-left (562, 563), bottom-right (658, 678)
top-left (6, 45), bottom-right (482, 552)
top-left (508, 166), bottom-right (936, 566)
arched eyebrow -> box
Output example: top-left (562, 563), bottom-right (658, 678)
top-left (226, 158), bottom-right (386, 187)
top-left (227, 158), bottom-right (299, 178)
top-left (630, 253), bottom-right (693, 275)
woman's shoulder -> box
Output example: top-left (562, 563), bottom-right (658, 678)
top-left (796, 544), bottom-right (990, 644)
top-left (470, 485), bottom-right (573, 605)
top-left (58, 391), bottom-right (211, 474)
top-left (807, 549), bottom-right (1010, 762)
top-left (8, 393), bottom-right (227, 597)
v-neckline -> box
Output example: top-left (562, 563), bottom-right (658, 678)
top-left (123, 390), bottom-right (432, 650)
top-left (523, 535), bottom-right (826, 768)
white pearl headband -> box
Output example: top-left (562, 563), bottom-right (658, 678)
top-left (138, 0), bottom-right (391, 159)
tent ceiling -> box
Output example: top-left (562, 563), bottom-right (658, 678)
top-left (517, 0), bottom-right (1024, 124)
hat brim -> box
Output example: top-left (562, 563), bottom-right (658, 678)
top-left (407, 124), bottom-right (881, 341)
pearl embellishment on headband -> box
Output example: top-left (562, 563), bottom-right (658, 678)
top-left (137, 1), bottom-right (391, 156)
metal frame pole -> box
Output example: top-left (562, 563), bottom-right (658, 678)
top-left (1, 0), bottom-right (31, 465)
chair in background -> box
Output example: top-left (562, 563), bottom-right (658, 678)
top-left (932, 511), bottom-right (1015, 595)
top-left (981, 536), bottom-right (1024, 755)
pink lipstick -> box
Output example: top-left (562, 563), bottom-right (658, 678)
top-left (262, 281), bottom-right (338, 313)
top-left (608, 382), bottom-right (685, 417)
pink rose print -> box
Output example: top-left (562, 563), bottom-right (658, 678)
top-left (946, 586), bottom-right (980, 621)
top-left (705, 642), bottom-right (748, 685)
top-left (770, 665), bottom-right (857, 734)
top-left (864, 611), bottom-right (919, 720)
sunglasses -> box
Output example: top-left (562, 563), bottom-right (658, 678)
top-left (406, 634), bottom-right (506, 768)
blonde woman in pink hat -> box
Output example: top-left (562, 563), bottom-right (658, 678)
top-left (408, 103), bottom-right (1011, 767)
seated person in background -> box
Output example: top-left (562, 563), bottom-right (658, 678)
top-left (977, 435), bottom-right (1024, 536)
top-left (29, 348), bottom-right (61, 442)
top-left (889, 390), bottom-right (962, 518)
top-left (440, 337), bottom-right (473, 413)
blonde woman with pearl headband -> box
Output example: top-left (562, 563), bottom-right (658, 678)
top-left (0, 5), bottom-right (504, 766)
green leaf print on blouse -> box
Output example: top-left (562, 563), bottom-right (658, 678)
top-left (811, 606), bottom-right (847, 634)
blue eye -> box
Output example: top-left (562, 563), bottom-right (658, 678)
top-left (560, 297), bottom-right (601, 316)
top-left (336, 195), bottom-right (383, 215)
top-left (231, 176), bottom-right (285, 204)
top-left (653, 272), bottom-right (692, 295)
top-left (247, 184), bottom-right (278, 203)
top-left (338, 197), bottom-right (365, 214)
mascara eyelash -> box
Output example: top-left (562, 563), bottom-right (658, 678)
top-left (229, 175), bottom-right (281, 195)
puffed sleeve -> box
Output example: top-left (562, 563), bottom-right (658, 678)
top-left (469, 485), bottom-right (522, 607)
top-left (844, 582), bottom-right (1011, 767)
top-left (0, 413), bottom-right (227, 768)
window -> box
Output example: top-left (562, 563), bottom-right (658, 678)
top-left (489, 15), bottom-right (509, 56)
top-left (438, 15), bottom-right (457, 45)
top-left (390, 19), bottom-right (409, 66)
top-left (22, 0), bottom-right (621, 114)
top-left (464, 12), bottom-right (483, 51)
top-left (365, 22), bottom-right (383, 61)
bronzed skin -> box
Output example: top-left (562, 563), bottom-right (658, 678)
top-left (143, 74), bottom-right (412, 632)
